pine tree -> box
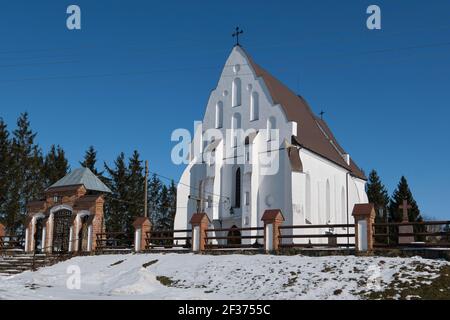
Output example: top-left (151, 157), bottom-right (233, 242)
top-left (389, 176), bottom-right (422, 223)
top-left (148, 174), bottom-right (162, 229)
top-left (44, 145), bottom-right (69, 186)
top-left (156, 181), bottom-right (177, 231)
top-left (167, 180), bottom-right (177, 229)
top-left (366, 170), bottom-right (390, 222)
top-left (5, 113), bottom-right (44, 234)
top-left (80, 146), bottom-right (102, 175)
top-left (127, 150), bottom-right (144, 230)
top-left (366, 170), bottom-right (390, 244)
top-left (0, 118), bottom-right (10, 225)
top-left (158, 185), bottom-right (170, 230)
top-left (104, 153), bottom-right (129, 233)
top-left (389, 176), bottom-right (424, 242)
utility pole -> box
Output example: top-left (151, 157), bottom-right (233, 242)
top-left (144, 160), bottom-right (149, 218)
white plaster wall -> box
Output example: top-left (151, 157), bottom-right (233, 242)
top-left (175, 45), bottom-right (367, 247)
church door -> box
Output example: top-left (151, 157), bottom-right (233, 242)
top-left (78, 216), bottom-right (89, 252)
top-left (227, 225), bottom-right (241, 246)
top-left (53, 210), bottom-right (72, 252)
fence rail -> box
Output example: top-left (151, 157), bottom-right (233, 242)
top-left (278, 224), bottom-right (355, 248)
top-left (95, 232), bottom-right (134, 251)
top-left (204, 226), bottom-right (264, 250)
top-left (145, 229), bottom-right (192, 249)
top-left (373, 220), bottom-right (450, 248)
top-left (0, 235), bottom-right (25, 253)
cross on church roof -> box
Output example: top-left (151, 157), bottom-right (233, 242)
top-left (319, 110), bottom-right (325, 120)
top-left (232, 27), bottom-right (244, 46)
top-left (399, 199), bottom-right (412, 223)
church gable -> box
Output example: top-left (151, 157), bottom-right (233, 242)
top-left (199, 46), bottom-right (365, 180)
top-left (202, 46), bottom-right (294, 146)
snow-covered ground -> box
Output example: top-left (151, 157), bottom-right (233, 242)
top-left (0, 253), bottom-right (447, 300)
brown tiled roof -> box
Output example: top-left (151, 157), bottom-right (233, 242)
top-left (287, 146), bottom-right (303, 173)
top-left (244, 50), bottom-right (366, 180)
top-left (261, 209), bottom-right (285, 221)
top-left (76, 194), bottom-right (103, 202)
top-left (133, 217), bottom-right (151, 228)
top-left (352, 203), bottom-right (375, 216)
top-left (190, 213), bottom-right (210, 224)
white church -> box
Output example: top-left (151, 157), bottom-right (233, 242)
top-left (174, 44), bottom-right (368, 245)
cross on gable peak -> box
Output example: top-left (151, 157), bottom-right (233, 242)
top-left (232, 26), bottom-right (244, 47)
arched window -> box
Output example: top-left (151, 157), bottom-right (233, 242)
top-left (266, 117), bottom-right (276, 141)
top-left (341, 187), bottom-right (346, 224)
top-left (326, 180), bottom-right (331, 223)
top-left (232, 78), bottom-right (242, 107)
top-left (250, 91), bottom-right (259, 121)
top-left (232, 113), bottom-right (241, 129)
top-left (231, 113), bottom-right (242, 147)
top-left (305, 174), bottom-right (311, 224)
top-left (234, 168), bottom-right (241, 208)
top-left (215, 101), bottom-right (223, 128)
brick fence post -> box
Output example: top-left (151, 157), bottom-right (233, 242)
top-left (352, 204), bottom-right (375, 252)
top-left (190, 213), bottom-right (210, 253)
top-left (133, 217), bottom-right (152, 253)
top-left (261, 209), bottom-right (285, 252)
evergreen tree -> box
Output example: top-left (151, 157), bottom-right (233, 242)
top-left (389, 176), bottom-right (422, 223)
top-left (5, 113), bottom-right (44, 234)
top-left (389, 176), bottom-right (424, 242)
top-left (44, 145), bottom-right (69, 186)
top-left (366, 170), bottom-right (390, 244)
top-left (80, 146), bottom-right (102, 175)
top-left (156, 181), bottom-right (177, 231)
top-left (127, 150), bottom-right (144, 227)
top-left (366, 170), bottom-right (390, 222)
top-left (0, 118), bottom-right (10, 225)
top-left (167, 180), bottom-right (177, 229)
top-left (148, 174), bottom-right (162, 229)
top-left (104, 153), bottom-right (129, 233)
top-left (158, 185), bottom-right (171, 230)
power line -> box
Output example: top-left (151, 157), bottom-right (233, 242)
top-left (0, 63), bottom-right (252, 84)
top-left (1, 39), bottom-right (449, 86)
top-left (0, 60), bottom-right (80, 69)
top-left (147, 170), bottom-right (229, 203)
top-left (104, 194), bottom-right (187, 210)
top-left (1, 22), bottom-right (449, 57)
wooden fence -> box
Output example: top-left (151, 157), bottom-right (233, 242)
top-left (0, 235), bottom-right (24, 254)
top-left (204, 226), bottom-right (264, 250)
top-left (278, 224), bottom-right (355, 248)
top-left (373, 221), bottom-right (450, 249)
top-left (145, 229), bottom-right (192, 250)
top-left (95, 232), bottom-right (134, 252)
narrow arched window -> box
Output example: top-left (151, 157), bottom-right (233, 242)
top-left (305, 174), bottom-right (311, 224)
top-left (215, 101), bottom-right (223, 128)
top-left (232, 78), bottom-right (242, 107)
top-left (341, 187), bottom-right (346, 224)
top-left (267, 117), bottom-right (276, 141)
top-left (234, 168), bottom-right (241, 208)
top-left (232, 113), bottom-right (241, 129)
top-left (326, 180), bottom-right (331, 223)
top-left (250, 91), bottom-right (259, 121)
top-left (231, 113), bottom-right (242, 147)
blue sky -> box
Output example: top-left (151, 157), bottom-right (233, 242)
top-left (0, 1), bottom-right (449, 219)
